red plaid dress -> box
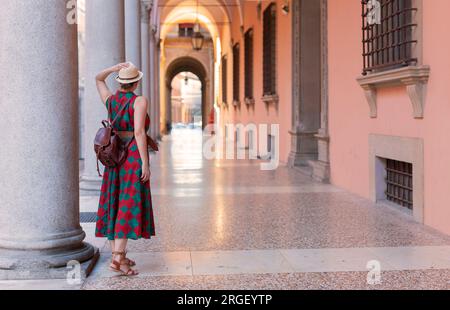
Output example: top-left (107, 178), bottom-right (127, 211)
top-left (95, 90), bottom-right (156, 240)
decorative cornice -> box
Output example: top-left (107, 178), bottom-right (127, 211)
top-left (244, 97), bottom-right (255, 106)
top-left (151, 24), bottom-right (158, 36)
top-left (357, 66), bottom-right (430, 119)
top-left (262, 94), bottom-right (279, 106)
top-left (140, 0), bottom-right (152, 23)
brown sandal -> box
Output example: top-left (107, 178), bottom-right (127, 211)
top-left (109, 251), bottom-right (139, 276)
top-left (112, 250), bottom-right (136, 267)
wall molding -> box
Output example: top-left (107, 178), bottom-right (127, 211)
top-left (357, 65), bottom-right (430, 119)
top-left (262, 94), bottom-right (279, 106)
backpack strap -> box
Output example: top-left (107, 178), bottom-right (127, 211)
top-left (109, 95), bottom-right (138, 127)
top-left (96, 95), bottom-right (139, 178)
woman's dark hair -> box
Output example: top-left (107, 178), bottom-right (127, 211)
top-left (120, 82), bottom-right (137, 90)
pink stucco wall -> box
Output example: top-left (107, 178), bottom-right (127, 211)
top-left (328, 0), bottom-right (450, 234)
top-left (222, 0), bottom-right (292, 164)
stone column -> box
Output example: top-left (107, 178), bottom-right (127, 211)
top-left (80, 0), bottom-right (125, 192)
top-left (288, 0), bottom-right (321, 168)
top-left (141, 2), bottom-right (151, 110)
top-left (310, 0), bottom-right (331, 182)
top-left (166, 82), bottom-right (173, 134)
top-left (149, 32), bottom-right (156, 138)
top-left (150, 0), bottom-right (160, 139)
top-left (155, 42), bottom-right (162, 139)
top-left (149, 25), bottom-right (160, 140)
top-left (0, 0), bottom-right (96, 279)
top-left (125, 0), bottom-right (142, 94)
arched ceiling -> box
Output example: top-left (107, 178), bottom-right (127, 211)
top-left (159, 0), bottom-right (233, 23)
top-left (157, 0), bottom-right (240, 40)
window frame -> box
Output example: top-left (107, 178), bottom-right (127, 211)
top-left (263, 3), bottom-right (277, 97)
top-left (221, 54), bottom-right (228, 106)
top-left (244, 28), bottom-right (254, 104)
top-left (361, 0), bottom-right (418, 75)
top-left (232, 43), bottom-right (240, 105)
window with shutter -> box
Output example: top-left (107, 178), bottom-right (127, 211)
top-left (222, 55), bottom-right (228, 105)
top-left (244, 29), bottom-right (254, 102)
top-left (233, 43), bottom-right (240, 104)
top-left (263, 3), bottom-right (277, 96)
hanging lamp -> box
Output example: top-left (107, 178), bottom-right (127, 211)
top-left (192, 0), bottom-right (204, 51)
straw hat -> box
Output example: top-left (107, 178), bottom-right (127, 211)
top-left (115, 63), bottom-right (143, 84)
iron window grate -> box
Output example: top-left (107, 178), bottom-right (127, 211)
top-left (233, 43), bottom-right (240, 102)
top-left (222, 55), bottom-right (228, 104)
top-left (263, 3), bottom-right (277, 96)
top-left (362, 0), bottom-right (418, 75)
top-left (385, 159), bottom-right (413, 210)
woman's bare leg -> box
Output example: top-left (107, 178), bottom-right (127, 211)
top-left (109, 240), bottom-right (116, 263)
top-left (113, 239), bottom-right (137, 273)
top-left (111, 239), bottom-right (138, 275)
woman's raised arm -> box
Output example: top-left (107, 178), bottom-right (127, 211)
top-left (95, 62), bottom-right (129, 104)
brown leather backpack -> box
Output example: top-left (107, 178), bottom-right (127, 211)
top-left (94, 101), bottom-right (133, 177)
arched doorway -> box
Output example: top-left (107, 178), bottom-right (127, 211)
top-left (171, 72), bottom-right (202, 129)
top-left (164, 56), bottom-right (211, 134)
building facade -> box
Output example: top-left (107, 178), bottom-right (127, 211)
top-left (179, 0), bottom-right (450, 235)
top-left (327, 0), bottom-right (450, 234)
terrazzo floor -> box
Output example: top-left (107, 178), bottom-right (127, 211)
top-left (77, 129), bottom-right (450, 290)
top-left (4, 128), bottom-right (449, 290)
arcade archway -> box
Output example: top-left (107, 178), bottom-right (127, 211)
top-left (163, 56), bottom-right (211, 133)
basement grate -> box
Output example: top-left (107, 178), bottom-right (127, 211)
top-left (385, 159), bottom-right (413, 210)
top-left (80, 212), bottom-right (97, 223)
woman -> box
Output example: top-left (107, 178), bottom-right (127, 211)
top-left (94, 62), bottom-right (155, 276)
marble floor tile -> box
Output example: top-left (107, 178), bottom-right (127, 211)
top-left (0, 279), bottom-right (82, 290)
top-left (279, 248), bottom-right (390, 273)
top-left (191, 250), bottom-right (294, 275)
top-left (367, 246), bottom-right (450, 271)
top-left (90, 251), bottom-right (192, 279)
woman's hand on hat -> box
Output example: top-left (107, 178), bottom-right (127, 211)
top-left (112, 62), bottom-right (130, 72)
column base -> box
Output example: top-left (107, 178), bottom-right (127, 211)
top-left (288, 130), bottom-right (318, 167)
top-left (288, 151), bottom-right (316, 167)
top-left (308, 160), bottom-right (330, 183)
top-left (0, 243), bottom-right (99, 280)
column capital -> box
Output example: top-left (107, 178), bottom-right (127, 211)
top-left (141, 0), bottom-right (152, 22)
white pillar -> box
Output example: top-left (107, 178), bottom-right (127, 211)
top-left (155, 44), bottom-right (162, 138)
top-left (141, 2), bottom-right (151, 103)
top-left (150, 1), bottom-right (161, 140)
top-left (0, 0), bottom-right (96, 278)
top-left (125, 0), bottom-right (142, 94)
top-left (80, 0), bottom-right (125, 192)
top-left (149, 28), bottom-right (158, 139)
